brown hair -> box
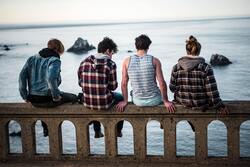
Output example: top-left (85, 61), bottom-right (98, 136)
top-left (47, 39), bottom-right (64, 55)
top-left (186, 36), bottom-right (201, 56)
top-left (135, 34), bottom-right (152, 50)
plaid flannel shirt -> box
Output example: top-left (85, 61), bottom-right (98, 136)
top-left (78, 55), bottom-right (118, 110)
top-left (169, 62), bottom-right (224, 110)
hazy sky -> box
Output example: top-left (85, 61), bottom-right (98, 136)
top-left (0, 0), bottom-right (250, 24)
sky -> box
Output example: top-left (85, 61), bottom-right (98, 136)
top-left (0, 0), bottom-right (250, 24)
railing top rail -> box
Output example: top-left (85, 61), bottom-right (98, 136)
top-left (0, 101), bottom-right (250, 116)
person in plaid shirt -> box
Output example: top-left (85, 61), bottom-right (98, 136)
top-left (169, 36), bottom-right (228, 114)
top-left (78, 37), bottom-right (124, 138)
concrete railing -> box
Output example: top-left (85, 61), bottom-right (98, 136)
top-left (0, 101), bottom-right (250, 166)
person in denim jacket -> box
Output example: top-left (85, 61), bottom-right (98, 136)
top-left (19, 39), bottom-right (77, 136)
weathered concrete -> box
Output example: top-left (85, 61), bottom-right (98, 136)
top-left (0, 101), bottom-right (250, 167)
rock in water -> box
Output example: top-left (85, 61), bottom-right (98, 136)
top-left (3, 45), bottom-right (10, 51)
top-left (67, 37), bottom-right (96, 54)
top-left (210, 54), bottom-right (232, 66)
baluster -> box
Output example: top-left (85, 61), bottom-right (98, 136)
top-left (227, 120), bottom-right (240, 160)
top-left (104, 119), bottom-right (117, 158)
top-left (48, 119), bottom-right (61, 160)
top-left (75, 119), bottom-right (90, 159)
top-left (195, 120), bottom-right (208, 161)
top-left (163, 118), bottom-right (176, 160)
top-left (133, 119), bottom-right (146, 161)
top-left (21, 119), bottom-right (35, 160)
top-left (0, 119), bottom-right (7, 161)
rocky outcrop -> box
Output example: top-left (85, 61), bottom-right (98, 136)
top-left (0, 43), bottom-right (28, 51)
top-left (210, 54), bottom-right (232, 66)
top-left (0, 44), bottom-right (11, 51)
top-left (67, 37), bottom-right (95, 54)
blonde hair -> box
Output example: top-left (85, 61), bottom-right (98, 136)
top-left (186, 36), bottom-right (201, 56)
top-left (47, 39), bottom-right (64, 55)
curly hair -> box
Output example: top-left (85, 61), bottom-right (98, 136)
top-left (97, 37), bottom-right (118, 54)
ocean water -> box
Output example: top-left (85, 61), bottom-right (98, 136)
top-left (1, 17), bottom-right (250, 156)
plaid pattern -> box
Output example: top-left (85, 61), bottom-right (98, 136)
top-left (169, 62), bottom-right (224, 110)
top-left (78, 55), bottom-right (118, 110)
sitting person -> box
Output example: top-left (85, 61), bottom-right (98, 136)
top-left (116, 34), bottom-right (175, 113)
top-left (19, 39), bottom-right (78, 136)
top-left (169, 35), bottom-right (228, 114)
top-left (78, 37), bottom-right (124, 138)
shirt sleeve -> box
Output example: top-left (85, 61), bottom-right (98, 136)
top-left (47, 59), bottom-right (61, 99)
top-left (78, 63), bottom-right (83, 87)
top-left (18, 60), bottom-right (29, 100)
top-left (169, 65), bottom-right (177, 93)
top-left (204, 65), bottom-right (224, 109)
top-left (107, 63), bottom-right (118, 91)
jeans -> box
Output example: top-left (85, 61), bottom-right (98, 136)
top-left (87, 92), bottom-right (124, 132)
top-left (27, 92), bottom-right (78, 108)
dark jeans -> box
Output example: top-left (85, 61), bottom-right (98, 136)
top-left (80, 92), bottom-right (124, 132)
top-left (27, 92), bottom-right (78, 108)
top-left (27, 92), bottom-right (78, 133)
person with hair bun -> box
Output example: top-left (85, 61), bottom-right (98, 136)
top-left (169, 36), bottom-right (228, 114)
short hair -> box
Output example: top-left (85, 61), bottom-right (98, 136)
top-left (97, 37), bottom-right (118, 54)
top-left (135, 34), bottom-right (152, 50)
top-left (185, 36), bottom-right (201, 56)
top-left (47, 39), bottom-right (64, 54)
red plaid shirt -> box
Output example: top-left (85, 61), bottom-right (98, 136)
top-left (78, 55), bottom-right (118, 110)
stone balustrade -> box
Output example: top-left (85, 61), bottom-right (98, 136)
top-left (0, 101), bottom-right (250, 166)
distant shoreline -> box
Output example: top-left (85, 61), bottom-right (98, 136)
top-left (0, 16), bottom-right (250, 31)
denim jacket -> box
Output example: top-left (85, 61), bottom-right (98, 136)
top-left (19, 48), bottom-right (61, 100)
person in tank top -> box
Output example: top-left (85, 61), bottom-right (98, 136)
top-left (116, 34), bottom-right (175, 113)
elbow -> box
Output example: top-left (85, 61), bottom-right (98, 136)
top-left (159, 80), bottom-right (167, 89)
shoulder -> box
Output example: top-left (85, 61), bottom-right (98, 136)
top-left (152, 56), bottom-right (161, 67)
top-left (198, 62), bottom-right (212, 72)
top-left (48, 57), bottom-right (61, 67)
top-left (107, 59), bottom-right (117, 69)
top-left (122, 56), bottom-right (131, 69)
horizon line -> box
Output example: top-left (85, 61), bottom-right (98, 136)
top-left (0, 15), bottom-right (250, 30)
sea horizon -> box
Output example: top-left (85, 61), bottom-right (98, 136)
top-left (0, 15), bottom-right (250, 30)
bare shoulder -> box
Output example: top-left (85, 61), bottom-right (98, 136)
top-left (123, 56), bottom-right (131, 68)
top-left (152, 57), bottom-right (161, 67)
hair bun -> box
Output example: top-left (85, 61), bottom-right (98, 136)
top-left (186, 35), bottom-right (197, 44)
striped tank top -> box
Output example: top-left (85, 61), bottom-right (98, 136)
top-left (128, 54), bottom-right (161, 100)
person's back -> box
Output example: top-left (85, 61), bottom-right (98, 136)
top-left (128, 54), bottom-right (161, 105)
top-left (78, 54), bottom-right (117, 109)
top-left (21, 50), bottom-right (61, 98)
top-left (170, 55), bottom-right (216, 109)
top-left (169, 36), bottom-right (228, 114)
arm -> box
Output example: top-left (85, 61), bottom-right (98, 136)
top-left (116, 57), bottom-right (130, 112)
top-left (153, 58), bottom-right (175, 113)
top-left (18, 60), bottom-right (29, 101)
top-left (47, 59), bottom-right (61, 101)
top-left (205, 65), bottom-right (227, 113)
top-left (78, 63), bottom-right (83, 87)
top-left (169, 65), bottom-right (177, 93)
top-left (107, 63), bottom-right (118, 91)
